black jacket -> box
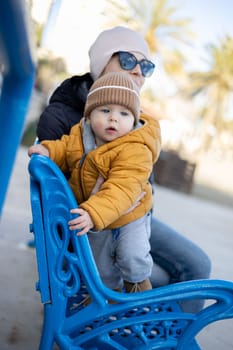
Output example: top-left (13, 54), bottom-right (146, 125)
top-left (37, 73), bottom-right (93, 141)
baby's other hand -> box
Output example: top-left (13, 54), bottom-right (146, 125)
top-left (28, 144), bottom-right (49, 157)
top-left (69, 208), bottom-right (94, 236)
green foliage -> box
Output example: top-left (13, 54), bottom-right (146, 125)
top-left (35, 54), bottom-right (67, 94)
top-left (182, 35), bottom-right (233, 153)
top-left (30, 11), bottom-right (68, 94)
top-left (21, 120), bottom-right (37, 147)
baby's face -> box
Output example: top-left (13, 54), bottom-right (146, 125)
top-left (87, 104), bottom-right (134, 147)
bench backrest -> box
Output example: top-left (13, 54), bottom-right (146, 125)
top-left (28, 154), bottom-right (233, 350)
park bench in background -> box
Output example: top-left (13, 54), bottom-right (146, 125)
top-left (28, 154), bottom-right (233, 350)
top-left (154, 150), bottom-right (196, 194)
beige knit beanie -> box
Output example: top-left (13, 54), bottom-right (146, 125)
top-left (84, 72), bottom-right (140, 125)
top-left (89, 26), bottom-right (150, 80)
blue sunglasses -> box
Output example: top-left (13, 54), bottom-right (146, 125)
top-left (117, 51), bottom-right (155, 77)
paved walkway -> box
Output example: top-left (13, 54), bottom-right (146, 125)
top-left (0, 146), bottom-right (232, 350)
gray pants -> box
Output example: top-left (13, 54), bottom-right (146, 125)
top-left (88, 213), bottom-right (153, 289)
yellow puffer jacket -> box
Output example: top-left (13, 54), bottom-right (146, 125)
top-left (42, 112), bottom-right (161, 231)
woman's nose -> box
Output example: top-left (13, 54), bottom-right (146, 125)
top-left (131, 63), bottom-right (142, 75)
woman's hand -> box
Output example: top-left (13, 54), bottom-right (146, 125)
top-left (91, 173), bottom-right (146, 214)
top-left (124, 191), bottom-right (146, 214)
top-left (28, 144), bottom-right (49, 157)
top-left (69, 208), bottom-right (94, 236)
top-left (90, 174), bottom-right (105, 195)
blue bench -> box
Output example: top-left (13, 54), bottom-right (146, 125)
top-left (28, 154), bottom-right (233, 350)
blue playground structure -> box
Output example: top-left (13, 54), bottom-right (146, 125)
top-left (1, 1), bottom-right (233, 349)
top-left (0, 0), bottom-right (36, 216)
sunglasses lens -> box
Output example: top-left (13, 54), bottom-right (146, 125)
top-left (140, 60), bottom-right (155, 77)
top-left (118, 51), bottom-right (155, 77)
top-left (119, 52), bottom-right (136, 70)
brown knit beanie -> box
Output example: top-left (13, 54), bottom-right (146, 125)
top-left (84, 72), bottom-right (140, 125)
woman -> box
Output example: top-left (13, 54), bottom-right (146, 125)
top-left (36, 26), bottom-right (211, 312)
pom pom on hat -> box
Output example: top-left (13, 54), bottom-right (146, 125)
top-left (89, 26), bottom-right (150, 80)
top-left (84, 72), bottom-right (140, 125)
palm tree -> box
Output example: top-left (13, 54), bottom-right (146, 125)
top-left (102, 0), bottom-right (195, 122)
top-left (103, 0), bottom-right (194, 76)
top-left (183, 35), bottom-right (233, 153)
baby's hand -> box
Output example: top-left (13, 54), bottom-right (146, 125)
top-left (69, 208), bottom-right (94, 236)
top-left (28, 144), bottom-right (49, 157)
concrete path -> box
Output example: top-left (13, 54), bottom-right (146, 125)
top-left (0, 146), bottom-right (232, 350)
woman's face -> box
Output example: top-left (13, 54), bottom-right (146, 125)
top-left (101, 52), bottom-right (145, 90)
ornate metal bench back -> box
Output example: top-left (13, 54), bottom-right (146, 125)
top-left (28, 154), bottom-right (233, 350)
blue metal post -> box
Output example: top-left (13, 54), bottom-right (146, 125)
top-left (0, 0), bottom-right (36, 216)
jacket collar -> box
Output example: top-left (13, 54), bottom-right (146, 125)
top-left (82, 118), bottom-right (96, 154)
